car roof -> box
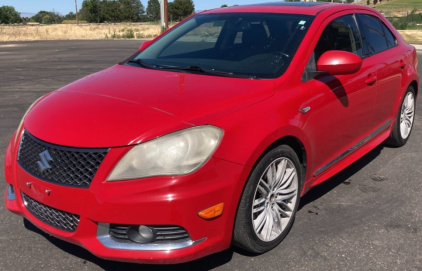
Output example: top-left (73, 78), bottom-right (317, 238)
top-left (249, 2), bottom-right (330, 7)
top-left (202, 2), bottom-right (373, 16)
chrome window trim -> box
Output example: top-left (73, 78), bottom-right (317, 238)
top-left (7, 185), bottom-right (16, 200)
top-left (96, 223), bottom-right (206, 251)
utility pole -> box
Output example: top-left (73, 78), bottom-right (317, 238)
top-left (160, 0), bottom-right (168, 29)
top-left (75, 0), bottom-right (78, 25)
top-left (164, 0), bottom-right (168, 28)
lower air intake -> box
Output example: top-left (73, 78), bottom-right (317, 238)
top-left (22, 193), bottom-right (80, 232)
top-left (109, 224), bottom-right (191, 244)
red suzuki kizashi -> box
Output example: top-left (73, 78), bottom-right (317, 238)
top-left (4, 2), bottom-right (418, 264)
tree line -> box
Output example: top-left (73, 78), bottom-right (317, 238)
top-left (0, 6), bottom-right (21, 24)
top-left (0, 0), bottom-right (195, 24)
top-left (80, 0), bottom-right (194, 23)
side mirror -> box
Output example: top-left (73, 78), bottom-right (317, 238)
top-left (317, 50), bottom-right (362, 75)
top-left (139, 40), bottom-right (153, 51)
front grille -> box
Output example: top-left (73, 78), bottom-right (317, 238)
top-left (110, 224), bottom-right (191, 243)
top-left (22, 193), bottom-right (80, 232)
top-left (17, 130), bottom-right (108, 188)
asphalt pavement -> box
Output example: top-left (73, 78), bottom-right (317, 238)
top-left (0, 40), bottom-right (421, 271)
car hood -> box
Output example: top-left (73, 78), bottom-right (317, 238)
top-left (25, 65), bottom-right (274, 148)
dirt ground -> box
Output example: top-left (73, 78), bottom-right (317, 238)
top-left (398, 30), bottom-right (422, 45)
top-left (0, 24), bottom-right (421, 45)
top-left (0, 23), bottom-right (163, 41)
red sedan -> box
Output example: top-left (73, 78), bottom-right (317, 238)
top-left (4, 2), bottom-right (418, 264)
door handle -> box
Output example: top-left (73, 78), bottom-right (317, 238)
top-left (365, 75), bottom-right (377, 85)
top-left (399, 59), bottom-right (406, 69)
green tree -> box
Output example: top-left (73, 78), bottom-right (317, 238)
top-left (80, 0), bottom-right (146, 23)
top-left (101, 0), bottom-right (120, 22)
top-left (146, 0), bottom-right (160, 21)
top-left (168, 2), bottom-right (175, 21)
top-left (168, 0), bottom-right (194, 21)
top-left (119, 0), bottom-right (145, 21)
top-left (80, 0), bottom-right (101, 23)
top-left (63, 11), bottom-right (77, 20)
top-left (221, 4), bottom-right (228, 8)
top-left (0, 6), bottom-right (21, 24)
top-left (42, 15), bottom-right (52, 24)
top-left (31, 11), bottom-right (63, 24)
top-left (21, 17), bottom-right (30, 24)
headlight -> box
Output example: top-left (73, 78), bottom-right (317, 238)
top-left (107, 126), bottom-right (223, 181)
top-left (14, 96), bottom-right (43, 146)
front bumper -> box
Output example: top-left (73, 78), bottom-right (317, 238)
top-left (4, 138), bottom-right (250, 264)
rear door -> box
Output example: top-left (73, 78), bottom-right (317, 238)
top-left (355, 13), bottom-right (405, 128)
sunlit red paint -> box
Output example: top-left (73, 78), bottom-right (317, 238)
top-left (4, 3), bottom-right (418, 264)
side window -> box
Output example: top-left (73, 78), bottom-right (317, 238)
top-left (356, 14), bottom-right (391, 56)
top-left (314, 14), bottom-right (363, 62)
top-left (302, 14), bottom-right (362, 82)
top-left (381, 22), bottom-right (398, 48)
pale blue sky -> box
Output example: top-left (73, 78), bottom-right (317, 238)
top-left (0, 0), bottom-right (354, 15)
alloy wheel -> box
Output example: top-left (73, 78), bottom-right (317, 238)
top-left (400, 92), bottom-right (415, 139)
top-left (252, 158), bottom-right (298, 242)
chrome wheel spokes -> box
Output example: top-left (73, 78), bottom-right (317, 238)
top-left (252, 158), bottom-right (298, 242)
top-left (400, 92), bottom-right (415, 139)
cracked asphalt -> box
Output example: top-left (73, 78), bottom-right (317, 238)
top-left (0, 40), bottom-right (421, 271)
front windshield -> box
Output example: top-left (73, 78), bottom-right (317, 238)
top-left (129, 13), bottom-right (314, 79)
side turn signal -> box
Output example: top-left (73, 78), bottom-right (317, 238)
top-left (198, 203), bottom-right (224, 220)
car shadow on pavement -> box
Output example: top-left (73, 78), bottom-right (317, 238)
top-left (298, 144), bottom-right (383, 210)
top-left (23, 144), bottom-right (384, 270)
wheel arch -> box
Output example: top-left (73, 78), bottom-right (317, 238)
top-left (249, 135), bottom-right (308, 185)
top-left (231, 135), bottom-right (308, 249)
top-left (410, 80), bottom-right (418, 98)
top-left (268, 136), bottom-right (307, 170)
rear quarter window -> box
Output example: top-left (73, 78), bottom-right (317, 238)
top-left (381, 23), bottom-right (398, 48)
top-left (356, 14), bottom-right (394, 56)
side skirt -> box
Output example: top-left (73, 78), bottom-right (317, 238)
top-left (301, 120), bottom-right (393, 196)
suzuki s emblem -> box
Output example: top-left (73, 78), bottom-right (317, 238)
top-left (37, 150), bottom-right (53, 173)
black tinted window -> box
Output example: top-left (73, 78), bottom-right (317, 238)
top-left (357, 14), bottom-right (389, 56)
top-left (381, 22), bottom-right (397, 48)
top-left (314, 15), bottom-right (362, 62)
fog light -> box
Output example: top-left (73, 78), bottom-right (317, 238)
top-left (139, 225), bottom-right (153, 239)
top-left (127, 225), bottom-right (154, 243)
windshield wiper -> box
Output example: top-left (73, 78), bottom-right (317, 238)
top-left (159, 65), bottom-right (253, 78)
top-left (127, 58), bottom-right (156, 69)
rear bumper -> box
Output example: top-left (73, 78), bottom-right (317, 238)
top-left (4, 138), bottom-right (250, 264)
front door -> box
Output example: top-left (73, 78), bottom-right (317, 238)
top-left (302, 13), bottom-right (377, 176)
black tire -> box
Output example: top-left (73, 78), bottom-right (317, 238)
top-left (232, 145), bottom-right (303, 253)
top-left (385, 86), bottom-right (416, 147)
